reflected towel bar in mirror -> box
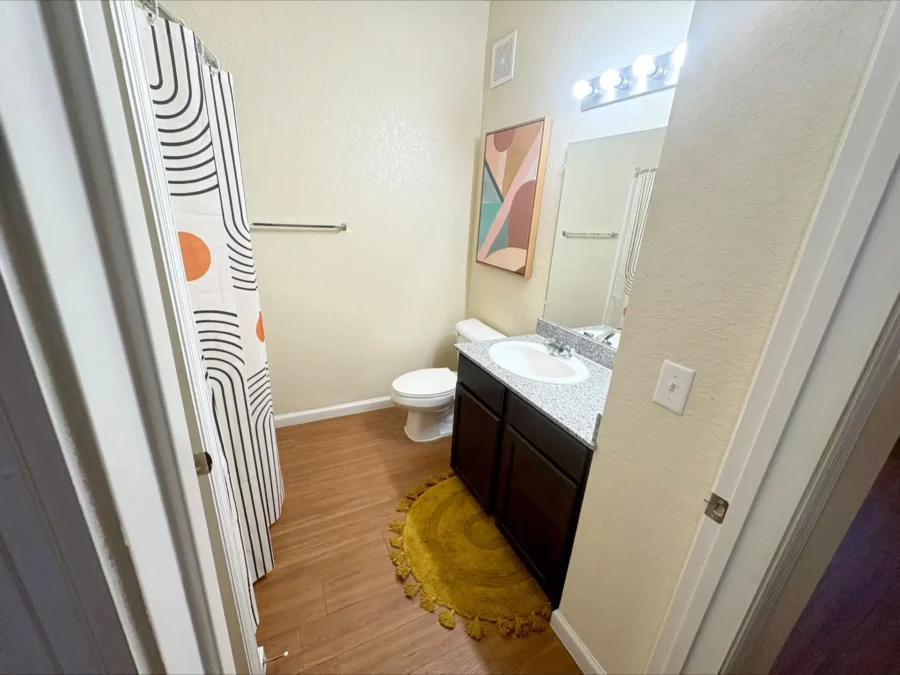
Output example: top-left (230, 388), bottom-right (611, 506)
top-left (562, 230), bottom-right (618, 239)
top-left (252, 221), bottom-right (347, 232)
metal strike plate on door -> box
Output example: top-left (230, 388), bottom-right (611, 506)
top-left (704, 492), bottom-right (729, 524)
top-left (194, 452), bottom-right (212, 476)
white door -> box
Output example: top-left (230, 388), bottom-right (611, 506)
top-left (108, 2), bottom-right (264, 672)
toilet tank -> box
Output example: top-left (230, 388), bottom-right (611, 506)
top-left (454, 318), bottom-right (505, 343)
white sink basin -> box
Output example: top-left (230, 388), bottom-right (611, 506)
top-left (488, 341), bottom-right (589, 385)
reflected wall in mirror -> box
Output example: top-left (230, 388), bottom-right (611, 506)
top-left (543, 127), bottom-right (667, 339)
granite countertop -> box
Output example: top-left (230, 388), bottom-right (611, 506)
top-left (455, 334), bottom-right (611, 448)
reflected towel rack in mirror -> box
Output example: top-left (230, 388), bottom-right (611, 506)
top-left (562, 230), bottom-right (618, 239)
top-left (252, 221), bottom-right (347, 232)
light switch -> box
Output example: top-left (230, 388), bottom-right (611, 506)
top-left (653, 359), bottom-right (695, 415)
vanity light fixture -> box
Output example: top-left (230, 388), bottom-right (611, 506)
top-left (599, 69), bottom-right (627, 92)
top-left (577, 43), bottom-right (686, 112)
top-left (572, 79), bottom-right (595, 100)
top-left (632, 54), bottom-right (662, 79)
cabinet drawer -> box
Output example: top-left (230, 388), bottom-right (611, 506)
top-left (457, 354), bottom-right (505, 415)
top-left (506, 392), bottom-right (590, 482)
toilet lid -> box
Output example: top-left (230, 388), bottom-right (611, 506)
top-left (391, 368), bottom-right (457, 398)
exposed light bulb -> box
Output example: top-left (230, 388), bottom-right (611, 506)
top-left (673, 42), bottom-right (688, 69)
top-left (599, 69), bottom-right (626, 91)
top-left (632, 54), bottom-right (660, 78)
top-left (572, 80), bottom-right (594, 100)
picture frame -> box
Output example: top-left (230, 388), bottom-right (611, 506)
top-left (475, 117), bottom-right (551, 278)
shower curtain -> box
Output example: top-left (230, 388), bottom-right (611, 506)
top-left (137, 15), bottom-right (283, 583)
top-left (606, 168), bottom-right (657, 327)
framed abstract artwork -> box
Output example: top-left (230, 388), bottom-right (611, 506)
top-left (475, 117), bottom-right (551, 278)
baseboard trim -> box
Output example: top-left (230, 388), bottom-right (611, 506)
top-left (274, 396), bottom-right (393, 428)
top-left (551, 610), bottom-right (606, 675)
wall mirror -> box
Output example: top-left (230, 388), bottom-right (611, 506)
top-left (543, 127), bottom-right (667, 347)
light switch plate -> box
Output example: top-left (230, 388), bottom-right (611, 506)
top-left (653, 359), bottom-right (695, 415)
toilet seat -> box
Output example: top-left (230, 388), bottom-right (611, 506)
top-left (391, 368), bottom-right (457, 400)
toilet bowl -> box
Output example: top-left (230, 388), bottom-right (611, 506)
top-left (391, 368), bottom-right (457, 442)
top-left (390, 318), bottom-right (505, 443)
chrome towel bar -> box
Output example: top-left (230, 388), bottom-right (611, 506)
top-left (252, 221), bottom-right (347, 232)
top-left (562, 230), bottom-right (618, 239)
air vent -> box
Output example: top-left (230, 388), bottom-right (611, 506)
top-left (491, 31), bottom-right (517, 89)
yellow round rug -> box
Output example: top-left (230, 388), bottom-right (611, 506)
top-left (389, 472), bottom-right (551, 640)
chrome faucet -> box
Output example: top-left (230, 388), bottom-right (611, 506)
top-left (546, 338), bottom-right (573, 359)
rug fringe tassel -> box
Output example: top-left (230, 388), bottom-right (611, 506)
top-left (420, 588), bottom-right (437, 613)
top-left (424, 475), bottom-right (439, 486)
top-left (389, 549), bottom-right (405, 565)
top-left (539, 603), bottom-right (552, 621)
top-left (497, 616), bottom-right (513, 638)
top-left (396, 564), bottom-right (411, 580)
top-left (389, 519), bottom-right (405, 534)
top-left (465, 617), bottom-right (485, 640)
top-left (396, 498), bottom-right (413, 512)
top-left (404, 582), bottom-right (421, 599)
top-left (389, 535), bottom-right (403, 549)
top-left (527, 612), bottom-right (548, 632)
top-left (515, 615), bottom-right (529, 638)
top-left (438, 609), bottom-right (456, 630)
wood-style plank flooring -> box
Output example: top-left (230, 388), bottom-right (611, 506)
top-left (772, 438), bottom-right (900, 675)
top-left (256, 407), bottom-right (581, 675)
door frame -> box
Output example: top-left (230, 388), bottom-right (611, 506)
top-left (646, 4), bottom-right (900, 672)
top-left (0, 0), bottom-right (236, 671)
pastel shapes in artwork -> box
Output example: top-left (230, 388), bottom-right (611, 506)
top-left (507, 180), bottom-right (537, 249)
top-left (256, 312), bottom-right (265, 342)
top-left (482, 163), bottom-right (502, 205)
top-left (501, 121), bottom-right (543, 195)
top-left (483, 247), bottom-right (527, 273)
top-left (178, 231), bottom-right (211, 281)
top-left (479, 203), bottom-right (502, 251)
top-left (493, 127), bottom-right (516, 152)
top-left (477, 128), bottom-right (543, 262)
top-left (487, 216), bottom-right (509, 257)
top-left (484, 139), bottom-right (506, 192)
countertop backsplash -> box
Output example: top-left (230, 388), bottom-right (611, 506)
top-left (536, 318), bottom-right (617, 369)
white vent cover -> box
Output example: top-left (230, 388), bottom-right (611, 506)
top-left (490, 31), bottom-right (516, 89)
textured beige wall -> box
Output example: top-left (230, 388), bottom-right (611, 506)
top-left (558, 2), bottom-right (888, 673)
top-left (543, 128), bottom-right (667, 328)
top-left (170, 1), bottom-right (488, 413)
top-left (468, 1), bottom-right (694, 337)
top-left (738, 365), bottom-right (900, 674)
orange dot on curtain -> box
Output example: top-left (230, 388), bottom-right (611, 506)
top-left (178, 231), bottom-right (211, 281)
top-left (256, 312), bottom-right (265, 342)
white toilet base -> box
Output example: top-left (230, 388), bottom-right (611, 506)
top-left (404, 407), bottom-right (454, 443)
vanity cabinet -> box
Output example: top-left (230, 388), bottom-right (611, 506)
top-left (450, 354), bottom-right (593, 606)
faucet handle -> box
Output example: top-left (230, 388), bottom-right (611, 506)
top-left (545, 339), bottom-right (573, 358)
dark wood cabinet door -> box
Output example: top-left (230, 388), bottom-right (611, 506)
top-left (497, 426), bottom-right (578, 603)
top-left (451, 385), bottom-right (501, 512)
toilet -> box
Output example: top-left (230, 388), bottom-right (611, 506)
top-left (390, 319), bottom-right (505, 442)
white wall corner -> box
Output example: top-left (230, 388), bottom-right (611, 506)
top-left (550, 610), bottom-right (606, 675)
top-left (274, 396), bottom-right (393, 428)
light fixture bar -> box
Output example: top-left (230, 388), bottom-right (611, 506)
top-left (578, 44), bottom-right (685, 112)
